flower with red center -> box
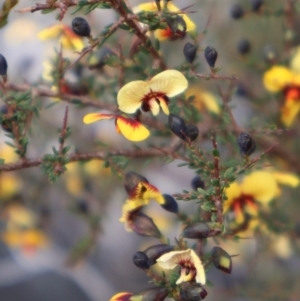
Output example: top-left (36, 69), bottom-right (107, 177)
top-left (263, 65), bottom-right (300, 126)
top-left (83, 112), bottom-right (150, 142)
top-left (109, 292), bottom-right (132, 301)
top-left (134, 1), bottom-right (196, 41)
top-left (117, 70), bottom-right (188, 116)
top-left (224, 170), bottom-right (299, 227)
top-left (38, 24), bottom-right (84, 51)
top-left (156, 249), bottom-right (206, 285)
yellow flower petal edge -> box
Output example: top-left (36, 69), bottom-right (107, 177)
top-left (116, 116), bottom-right (150, 142)
top-left (150, 70), bottom-right (188, 97)
top-left (272, 172), bottom-right (300, 187)
top-left (280, 99), bottom-right (300, 127)
top-left (224, 182), bottom-right (242, 213)
top-left (241, 171), bottom-right (278, 204)
top-left (117, 81), bottom-right (150, 114)
top-left (109, 292), bottom-right (132, 301)
top-left (263, 66), bottom-right (293, 93)
top-left (83, 113), bottom-right (114, 124)
top-left (38, 24), bottom-right (63, 40)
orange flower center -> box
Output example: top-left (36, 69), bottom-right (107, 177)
top-left (141, 91), bottom-right (169, 112)
top-left (231, 194), bottom-right (257, 216)
top-left (283, 86), bottom-right (300, 102)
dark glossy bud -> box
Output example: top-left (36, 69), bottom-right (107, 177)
top-left (133, 251), bottom-right (150, 269)
top-left (181, 222), bottom-right (211, 239)
top-left (131, 212), bottom-right (162, 238)
top-left (204, 46), bottom-right (218, 68)
top-left (124, 171), bottom-right (148, 194)
top-left (166, 15), bottom-right (187, 40)
top-left (185, 124), bottom-right (199, 141)
top-left (191, 176), bottom-right (205, 191)
top-left (0, 53), bottom-right (8, 83)
top-left (132, 287), bottom-right (169, 301)
top-left (211, 246), bottom-right (232, 274)
top-left (0, 105), bottom-right (11, 133)
top-left (251, 0), bottom-right (263, 12)
top-left (161, 194), bottom-right (178, 213)
top-left (238, 39), bottom-right (251, 55)
top-left (179, 282), bottom-right (208, 301)
top-left (183, 42), bottom-right (197, 64)
top-left (263, 45), bottom-right (278, 63)
top-left (143, 244), bottom-right (174, 266)
top-left (168, 114), bottom-right (187, 140)
top-left (237, 132), bottom-right (256, 157)
top-left (230, 4), bottom-right (244, 19)
top-left (72, 17), bottom-right (91, 37)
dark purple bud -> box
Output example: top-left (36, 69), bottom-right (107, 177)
top-left (76, 199), bottom-right (89, 214)
top-left (124, 171), bottom-right (148, 194)
top-left (237, 132), bottom-right (256, 157)
top-left (204, 46), bottom-right (218, 68)
top-left (251, 0), bottom-right (263, 12)
top-left (161, 194), bottom-right (178, 213)
top-left (132, 287), bottom-right (169, 301)
top-left (185, 124), bottom-right (199, 142)
top-left (183, 42), bottom-right (197, 64)
top-left (211, 246), bottom-right (232, 274)
top-left (131, 212), bottom-right (162, 238)
top-left (72, 17), bottom-right (91, 37)
top-left (143, 244), bottom-right (174, 266)
top-left (168, 114), bottom-right (187, 140)
top-left (179, 282), bottom-right (208, 301)
top-left (230, 4), bottom-right (244, 19)
top-left (191, 176), bottom-right (205, 191)
top-left (181, 222), bottom-right (211, 239)
top-left (133, 251), bottom-right (150, 269)
top-left (0, 53), bottom-right (8, 76)
top-left (238, 39), bottom-right (251, 55)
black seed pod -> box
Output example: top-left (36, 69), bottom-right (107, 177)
top-left (133, 251), bottom-right (150, 270)
top-left (211, 246), bottom-right (232, 274)
top-left (161, 194), bottom-right (178, 213)
top-left (230, 4), bottom-right (244, 19)
top-left (179, 282), bottom-right (208, 301)
top-left (143, 244), bottom-right (174, 266)
top-left (238, 39), bottom-right (251, 55)
top-left (191, 176), bottom-right (205, 191)
top-left (237, 132), bottom-right (256, 157)
top-left (124, 171), bottom-right (148, 194)
top-left (183, 42), bottom-right (197, 63)
top-left (131, 212), bottom-right (162, 238)
top-left (72, 17), bottom-right (91, 37)
top-left (76, 199), bottom-right (89, 214)
top-left (181, 222), bottom-right (211, 239)
top-left (204, 46), bottom-right (218, 68)
top-left (132, 287), bottom-right (169, 301)
top-left (184, 124), bottom-right (199, 141)
top-left (251, 0), bottom-right (263, 12)
top-left (0, 53), bottom-right (8, 76)
top-left (168, 114), bottom-right (187, 140)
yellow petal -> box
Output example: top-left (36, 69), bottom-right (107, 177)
top-left (38, 24), bottom-right (63, 40)
top-left (117, 81), bottom-right (150, 114)
top-left (195, 91), bottom-right (220, 114)
top-left (62, 26), bottom-right (84, 51)
top-left (234, 202), bottom-right (245, 224)
top-left (142, 182), bottom-right (165, 204)
top-left (263, 66), bottom-right (293, 92)
top-left (0, 145), bottom-right (18, 162)
top-left (149, 98), bottom-right (160, 116)
top-left (0, 174), bottom-right (22, 199)
top-left (116, 116), bottom-right (150, 141)
top-left (280, 99), bottom-right (300, 127)
top-left (150, 70), bottom-right (188, 97)
top-left (272, 172), bottom-right (299, 187)
top-left (6, 204), bottom-right (37, 230)
top-left (109, 292), bottom-right (132, 301)
top-left (159, 96), bottom-right (170, 115)
top-left (83, 113), bottom-right (114, 124)
top-left (224, 182), bottom-right (242, 212)
top-left (290, 46), bottom-right (300, 72)
top-left (241, 171), bottom-right (278, 204)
